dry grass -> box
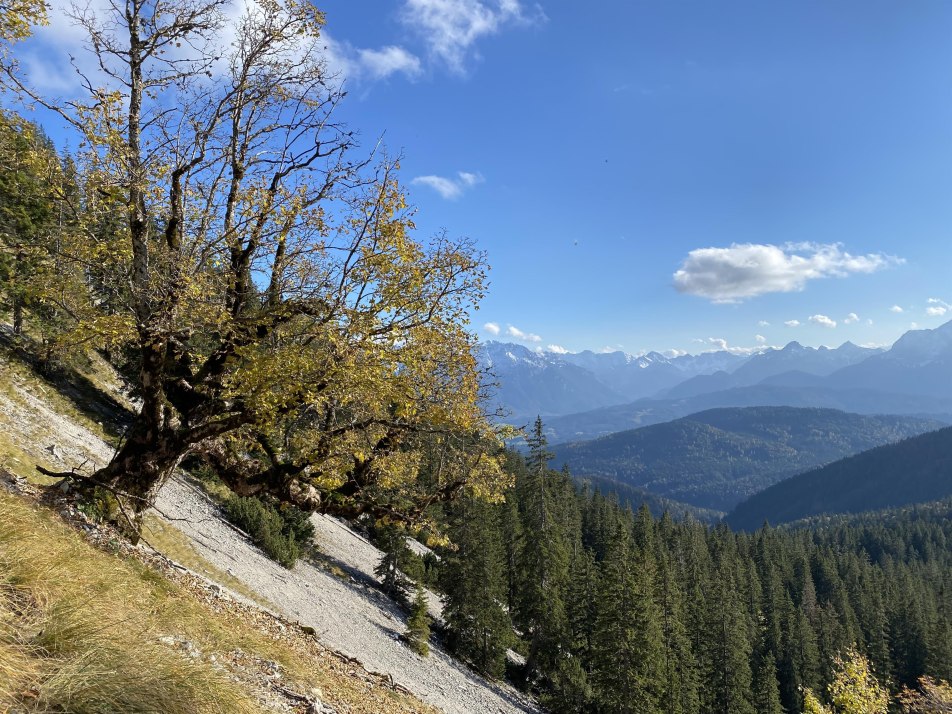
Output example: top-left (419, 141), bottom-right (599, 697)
top-left (0, 429), bottom-right (54, 484)
top-left (0, 491), bottom-right (260, 714)
top-left (0, 491), bottom-right (435, 714)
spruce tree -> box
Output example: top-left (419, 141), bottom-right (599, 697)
top-left (591, 521), bottom-right (663, 714)
top-left (517, 416), bottom-right (570, 686)
top-left (442, 497), bottom-right (512, 678)
top-left (753, 652), bottom-right (785, 714)
top-left (375, 523), bottom-right (414, 603)
top-left (700, 541), bottom-right (756, 714)
top-left (405, 581), bottom-right (431, 657)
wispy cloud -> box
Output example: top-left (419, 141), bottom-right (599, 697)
top-left (507, 324), bottom-right (541, 343)
top-left (809, 314), bottom-right (837, 328)
top-left (785, 319), bottom-right (801, 327)
top-left (321, 32), bottom-right (423, 84)
top-left (757, 320), bottom-right (771, 327)
top-left (843, 312), bottom-right (859, 324)
top-left (400, 0), bottom-right (545, 74)
top-left (483, 322), bottom-right (500, 335)
top-left (890, 305), bottom-right (904, 313)
top-left (673, 242), bottom-right (902, 303)
top-left (755, 334), bottom-right (767, 343)
top-left (411, 170), bottom-right (484, 199)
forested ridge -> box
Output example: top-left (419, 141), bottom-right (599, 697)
top-left (431, 419), bottom-right (952, 713)
top-left (549, 407), bottom-right (944, 511)
top-left (728, 425), bottom-right (952, 531)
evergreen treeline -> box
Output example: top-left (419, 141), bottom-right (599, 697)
top-left (438, 418), bottom-right (952, 713)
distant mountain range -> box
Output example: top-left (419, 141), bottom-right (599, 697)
top-left (549, 407), bottom-right (944, 512)
top-left (484, 320), bottom-right (952, 440)
top-left (726, 425), bottom-right (952, 530)
top-left (478, 341), bottom-right (749, 420)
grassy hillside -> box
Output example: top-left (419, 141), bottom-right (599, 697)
top-left (726, 425), bottom-right (952, 530)
top-left (0, 485), bottom-right (433, 714)
top-left (551, 406), bottom-right (944, 511)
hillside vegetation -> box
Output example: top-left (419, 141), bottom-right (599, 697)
top-left (727, 425), bottom-right (952, 530)
top-left (0, 484), bottom-right (434, 714)
top-left (426, 423), bottom-right (952, 713)
top-left (550, 407), bottom-right (942, 511)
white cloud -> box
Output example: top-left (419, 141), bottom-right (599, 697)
top-left (664, 348), bottom-right (688, 358)
top-left (785, 319), bottom-right (801, 327)
top-left (844, 312), bottom-right (859, 324)
top-left (890, 305), bottom-right (904, 313)
top-left (321, 33), bottom-right (422, 83)
top-left (704, 337), bottom-right (768, 356)
top-left (411, 170), bottom-right (484, 199)
top-left (356, 45), bottom-right (423, 80)
top-left (673, 242), bottom-right (902, 303)
top-left (757, 320), bottom-right (770, 327)
top-left (911, 322), bottom-right (919, 329)
top-left (809, 314), bottom-right (837, 328)
top-left (507, 324), bottom-right (541, 343)
top-left (483, 322), bottom-right (500, 335)
top-left (400, 0), bottom-right (545, 74)
top-left (21, 1), bottom-right (421, 94)
top-left (547, 344), bottom-right (568, 354)
top-left (926, 298), bottom-right (950, 317)
top-left (755, 334), bottom-right (767, 343)
top-left (867, 318), bottom-right (874, 325)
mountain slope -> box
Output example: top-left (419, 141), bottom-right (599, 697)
top-left (479, 341), bottom-right (751, 419)
top-left (550, 407), bottom-right (944, 511)
top-left (828, 320), bottom-right (952, 397)
top-left (480, 342), bottom-right (627, 418)
top-left (542, 386), bottom-right (952, 443)
top-left (726, 425), bottom-right (952, 530)
top-left (664, 341), bottom-right (880, 399)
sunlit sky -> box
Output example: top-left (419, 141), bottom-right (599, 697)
top-left (17, 0), bottom-right (952, 356)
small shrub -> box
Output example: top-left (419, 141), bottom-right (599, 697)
top-left (278, 502), bottom-right (315, 544)
top-left (223, 496), bottom-right (302, 568)
top-left (77, 486), bottom-right (119, 524)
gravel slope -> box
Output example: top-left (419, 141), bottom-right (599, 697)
top-left (0, 370), bottom-right (539, 714)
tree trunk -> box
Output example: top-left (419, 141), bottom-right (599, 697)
top-left (12, 293), bottom-right (22, 336)
top-left (89, 427), bottom-right (184, 541)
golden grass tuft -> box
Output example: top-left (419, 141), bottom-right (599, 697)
top-left (0, 492), bottom-right (259, 714)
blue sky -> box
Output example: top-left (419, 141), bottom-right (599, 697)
top-left (18, 0), bottom-right (952, 356)
top-left (310, 0), bottom-right (952, 356)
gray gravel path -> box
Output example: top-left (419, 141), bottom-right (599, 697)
top-left (156, 480), bottom-right (539, 714)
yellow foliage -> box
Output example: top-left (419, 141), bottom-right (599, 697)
top-left (806, 647), bottom-right (890, 714)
